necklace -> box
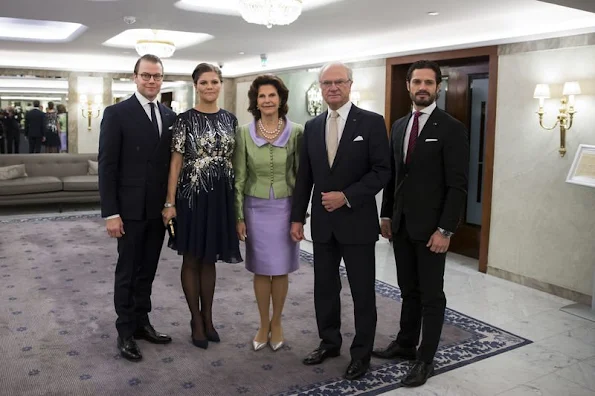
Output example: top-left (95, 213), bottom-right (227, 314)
top-left (258, 118), bottom-right (283, 141)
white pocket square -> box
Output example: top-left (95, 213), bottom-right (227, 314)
top-left (425, 138), bottom-right (438, 142)
top-left (353, 136), bottom-right (364, 142)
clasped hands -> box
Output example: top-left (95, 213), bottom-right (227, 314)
top-left (290, 191), bottom-right (346, 242)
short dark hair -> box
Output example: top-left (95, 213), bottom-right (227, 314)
top-left (133, 54), bottom-right (164, 75)
top-left (47, 101), bottom-right (55, 110)
top-left (247, 74), bottom-right (289, 120)
top-left (192, 63), bottom-right (223, 85)
top-left (33, 100), bottom-right (40, 108)
top-left (406, 60), bottom-right (442, 84)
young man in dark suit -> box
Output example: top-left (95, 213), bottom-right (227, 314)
top-left (373, 60), bottom-right (469, 387)
top-left (290, 62), bottom-right (391, 380)
top-left (99, 54), bottom-right (177, 361)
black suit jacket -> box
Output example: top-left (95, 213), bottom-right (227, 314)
top-left (381, 107), bottom-right (469, 240)
top-left (291, 105), bottom-right (391, 244)
top-left (98, 95), bottom-right (176, 221)
top-left (24, 108), bottom-right (46, 138)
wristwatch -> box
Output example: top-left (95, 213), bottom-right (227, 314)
top-left (164, 202), bottom-right (175, 208)
top-left (437, 227), bottom-right (454, 238)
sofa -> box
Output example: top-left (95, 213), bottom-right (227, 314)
top-left (0, 154), bottom-right (100, 207)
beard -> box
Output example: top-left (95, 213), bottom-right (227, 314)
top-left (410, 90), bottom-right (437, 107)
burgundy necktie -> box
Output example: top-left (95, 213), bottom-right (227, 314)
top-left (405, 111), bottom-right (422, 164)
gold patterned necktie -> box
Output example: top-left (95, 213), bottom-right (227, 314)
top-left (327, 110), bottom-right (339, 166)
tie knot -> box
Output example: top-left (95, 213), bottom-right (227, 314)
top-left (149, 102), bottom-right (155, 108)
top-left (414, 111), bottom-right (422, 118)
top-left (330, 111), bottom-right (339, 119)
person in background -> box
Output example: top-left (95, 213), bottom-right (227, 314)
top-left (24, 100), bottom-right (46, 153)
top-left (44, 102), bottom-right (61, 153)
top-left (162, 63), bottom-right (242, 350)
top-left (233, 74), bottom-right (303, 351)
top-left (57, 104), bottom-right (68, 152)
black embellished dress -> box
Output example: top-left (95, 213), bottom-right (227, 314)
top-left (170, 108), bottom-right (242, 263)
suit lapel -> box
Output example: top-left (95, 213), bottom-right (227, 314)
top-left (331, 106), bottom-right (359, 170)
top-left (128, 95), bottom-right (158, 142)
top-left (317, 111), bottom-right (330, 170)
top-left (405, 108), bottom-right (442, 164)
top-left (395, 114), bottom-right (411, 164)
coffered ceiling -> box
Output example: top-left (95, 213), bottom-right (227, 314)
top-left (0, 0), bottom-right (594, 77)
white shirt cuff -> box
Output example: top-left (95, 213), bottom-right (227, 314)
top-left (105, 214), bottom-right (120, 220)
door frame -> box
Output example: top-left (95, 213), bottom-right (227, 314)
top-left (384, 46), bottom-right (499, 273)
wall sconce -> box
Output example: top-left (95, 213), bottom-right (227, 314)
top-left (350, 91), bottom-right (361, 105)
top-left (306, 82), bottom-right (323, 116)
top-left (80, 94), bottom-right (102, 131)
top-left (534, 81), bottom-right (581, 157)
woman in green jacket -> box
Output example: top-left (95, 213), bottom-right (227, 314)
top-left (233, 74), bottom-right (303, 352)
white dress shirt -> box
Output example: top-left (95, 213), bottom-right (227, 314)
top-left (135, 91), bottom-right (163, 136)
top-left (326, 101), bottom-right (352, 145)
top-left (105, 92), bottom-right (163, 220)
top-left (403, 101), bottom-right (437, 160)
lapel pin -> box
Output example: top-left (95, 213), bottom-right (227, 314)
top-left (433, 122), bottom-right (438, 126)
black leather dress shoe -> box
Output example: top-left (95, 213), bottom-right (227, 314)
top-left (302, 347), bottom-right (340, 365)
top-left (401, 361), bottom-right (434, 387)
top-left (133, 324), bottom-right (172, 344)
top-left (117, 337), bottom-right (142, 361)
top-left (371, 340), bottom-right (416, 360)
top-left (344, 359), bottom-right (370, 380)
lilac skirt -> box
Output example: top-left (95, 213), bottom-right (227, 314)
top-left (244, 190), bottom-right (299, 276)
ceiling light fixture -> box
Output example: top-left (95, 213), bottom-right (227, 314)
top-left (135, 39), bottom-right (176, 58)
top-left (427, 11), bottom-right (439, 16)
top-left (238, 0), bottom-right (303, 29)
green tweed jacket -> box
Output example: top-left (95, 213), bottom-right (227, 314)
top-left (233, 120), bottom-right (304, 222)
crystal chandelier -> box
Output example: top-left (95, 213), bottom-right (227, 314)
top-left (238, 0), bottom-right (303, 29)
top-left (135, 39), bottom-right (176, 58)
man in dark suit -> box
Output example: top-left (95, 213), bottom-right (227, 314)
top-left (290, 62), bottom-right (391, 380)
top-left (24, 100), bottom-right (46, 153)
top-left (99, 54), bottom-right (177, 361)
top-left (372, 60), bottom-right (469, 387)
top-left (2, 107), bottom-right (21, 153)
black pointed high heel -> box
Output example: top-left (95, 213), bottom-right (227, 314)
top-left (190, 320), bottom-right (208, 349)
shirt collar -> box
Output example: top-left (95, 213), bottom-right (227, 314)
top-left (249, 118), bottom-right (293, 148)
top-left (413, 101), bottom-right (437, 116)
top-left (327, 101), bottom-right (353, 121)
top-left (135, 91), bottom-right (158, 107)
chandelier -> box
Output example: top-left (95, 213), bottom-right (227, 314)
top-left (135, 39), bottom-right (176, 58)
top-left (238, 0), bottom-right (303, 29)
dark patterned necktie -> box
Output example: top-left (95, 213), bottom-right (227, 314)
top-left (406, 111), bottom-right (422, 164)
top-left (149, 102), bottom-right (160, 138)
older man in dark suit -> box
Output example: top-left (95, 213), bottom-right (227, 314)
top-left (291, 62), bottom-right (391, 380)
top-left (373, 60), bottom-right (469, 387)
top-left (99, 54), bottom-right (177, 361)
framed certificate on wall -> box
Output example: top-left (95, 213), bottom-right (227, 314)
top-left (566, 144), bottom-right (595, 188)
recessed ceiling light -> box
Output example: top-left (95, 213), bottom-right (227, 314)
top-left (0, 17), bottom-right (86, 42)
top-left (427, 11), bottom-right (439, 16)
top-left (239, 51), bottom-right (245, 55)
top-left (103, 29), bottom-right (214, 50)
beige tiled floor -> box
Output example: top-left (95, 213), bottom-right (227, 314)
top-left (300, 239), bottom-right (595, 395)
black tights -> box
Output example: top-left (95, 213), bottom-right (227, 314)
top-left (181, 254), bottom-right (217, 339)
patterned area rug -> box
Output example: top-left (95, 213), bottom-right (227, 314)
top-left (0, 215), bottom-right (531, 396)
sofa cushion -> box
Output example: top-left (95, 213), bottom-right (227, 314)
top-left (87, 160), bottom-right (98, 175)
top-left (0, 176), bottom-right (62, 196)
top-left (62, 175), bottom-right (99, 192)
top-left (0, 164), bottom-right (28, 181)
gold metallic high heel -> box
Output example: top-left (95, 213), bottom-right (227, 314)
top-left (252, 329), bottom-right (269, 351)
top-left (269, 340), bottom-right (284, 351)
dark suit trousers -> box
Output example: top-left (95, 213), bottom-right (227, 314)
top-left (313, 236), bottom-right (377, 361)
top-left (6, 131), bottom-right (19, 153)
top-left (114, 218), bottom-right (165, 338)
top-left (28, 137), bottom-right (42, 153)
top-left (393, 217), bottom-right (446, 363)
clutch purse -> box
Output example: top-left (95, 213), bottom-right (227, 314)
top-left (166, 218), bottom-right (177, 250)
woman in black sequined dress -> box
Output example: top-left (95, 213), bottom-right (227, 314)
top-left (162, 63), bottom-right (242, 349)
